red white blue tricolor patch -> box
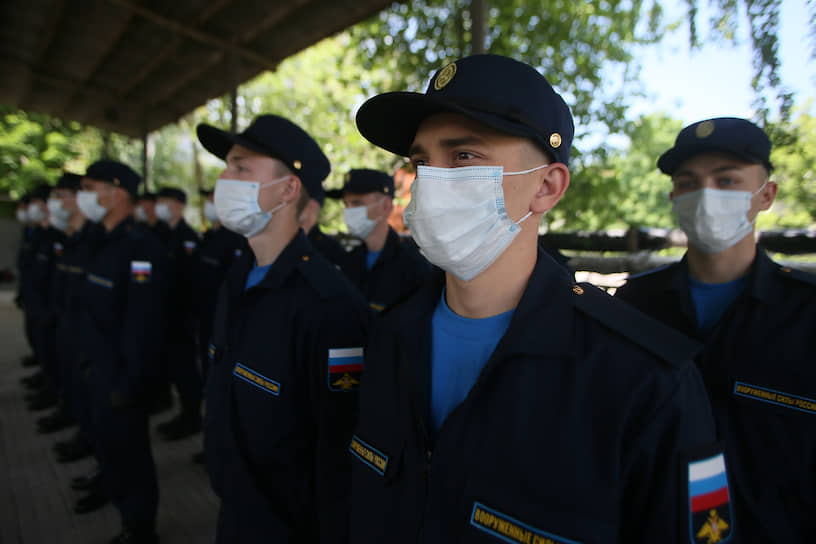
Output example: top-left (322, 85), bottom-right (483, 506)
top-left (689, 453), bottom-right (732, 543)
top-left (328, 347), bottom-right (363, 391)
top-left (130, 260), bottom-right (152, 283)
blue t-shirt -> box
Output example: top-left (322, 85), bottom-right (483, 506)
top-left (430, 289), bottom-right (515, 433)
top-left (689, 275), bottom-right (749, 333)
top-left (244, 262), bottom-right (273, 291)
top-left (366, 250), bottom-right (381, 271)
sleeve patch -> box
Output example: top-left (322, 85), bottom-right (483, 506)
top-left (184, 240), bottom-right (197, 254)
top-left (130, 260), bottom-right (152, 283)
top-left (349, 435), bottom-right (388, 475)
top-left (689, 453), bottom-right (733, 544)
top-left (470, 502), bottom-right (582, 544)
top-left (232, 363), bottom-right (280, 396)
top-left (328, 347), bottom-right (363, 391)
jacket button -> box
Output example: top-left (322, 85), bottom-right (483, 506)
top-left (302, 255), bottom-right (310, 262)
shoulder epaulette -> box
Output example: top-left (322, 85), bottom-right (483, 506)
top-left (297, 252), bottom-right (348, 299)
top-left (625, 263), bottom-right (675, 282)
top-left (573, 282), bottom-right (701, 367)
top-left (776, 265), bottom-right (816, 287)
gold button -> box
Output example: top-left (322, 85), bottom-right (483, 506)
top-left (293, 160), bottom-right (302, 170)
top-left (302, 255), bottom-right (310, 262)
top-left (572, 285), bottom-right (584, 295)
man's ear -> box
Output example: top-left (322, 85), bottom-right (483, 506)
top-left (282, 175), bottom-right (301, 203)
top-left (757, 180), bottom-right (778, 211)
top-left (530, 163), bottom-right (569, 214)
top-left (381, 195), bottom-right (394, 215)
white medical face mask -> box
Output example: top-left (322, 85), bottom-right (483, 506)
top-left (403, 164), bottom-right (546, 281)
top-left (27, 203), bottom-right (46, 223)
top-left (134, 205), bottom-right (148, 222)
top-left (77, 190), bottom-right (108, 223)
top-left (47, 198), bottom-right (71, 222)
top-left (343, 203), bottom-right (381, 239)
top-left (213, 176), bottom-right (288, 238)
top-left (673, 182), bottom-right (767, 253)
top-left (16, 208), bottom-right (28, 223)
top-left (155, 202), bottom-right (173, 223)
top-left (204, 201), bottom-right (219, 223)
top-left (49, 213), bottom-right (69, 232)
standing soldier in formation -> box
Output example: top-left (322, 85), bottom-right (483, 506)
top-left (348, 54), bottom-right (726, 543)
top-left (616, 117), bottom-right (816, 541)
top-left (153, 187), bottom-right (204, 441)
top-left (76, 160), bottom-right (168, 544)
top-left (297, 182), bottom-right (347, 267)
top-left (329, 169), bottom-right (430, 313)
top-left (197, 114), bottom-right (369, 543)
top-left (135, 191), bottom-right (158, 226)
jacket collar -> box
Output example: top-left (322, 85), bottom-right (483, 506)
top-left (228, 229), bottom-right (312, 299)
top-left (396, 247), bottom-right (578, 361)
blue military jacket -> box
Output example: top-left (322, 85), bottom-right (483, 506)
top-left (198, 225), bottom-right (246, 327)
top-left (616, 249), bottom-right (816, 541)
top-left (308, 225), bottom-right (347, 268)
top-left (205, 230), bottom-right (369, 543)
top-left (349, 249), bottom-right (723, 544)
top-left (339, 227), bottom-right (430, 313)
top-left (163, 218), bottom-right (201, 334)
top-left (79, 216), bottom-right (168, 400)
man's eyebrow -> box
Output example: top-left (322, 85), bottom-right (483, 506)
top-left (226, 154), bottom-right (246, 164)
top-left (674, 164), bottom-right (744, 178)
top-left (408, 135), bottom-right (487, 157)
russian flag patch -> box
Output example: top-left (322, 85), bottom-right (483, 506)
top-left (328, 347), bottom-right (363, 391)
top-left (130, 260), bottom-right (152, 283)
top-left (689, 452), bottom-right (733, 543)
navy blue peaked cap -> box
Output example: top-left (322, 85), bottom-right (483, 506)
top-left (28, 183), bottom-right (52, 201)
top-left (157, 186), bottom-right (188, 204)
top-left (197, 114), bottom-right (331, 204)
top-left (325, 169), bottom-right (395, 199)
top-left (56, 172), bottom-right (82, 191)
top-left (658, 117), bottom-right (773, 175)
top-left (84, 160), bottom-right (142, 197)
top-left (356, 54), bottom-right (575, 164)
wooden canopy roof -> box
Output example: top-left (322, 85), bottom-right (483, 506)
top-left (0, 0), bottom-right (395, 137)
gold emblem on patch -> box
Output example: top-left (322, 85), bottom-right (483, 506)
top-left (550, 133), bottom-right (562, 148)
top-left (293, 160), bottom-right (302, 170)
top-left (696, 121), bottom-right (715, 139)
top-left (332, 373), bottom-right (360, 391)
top-left (696, 509), bottom-right (729, 544)
top-left (434, 63), bottom-right (457, 90)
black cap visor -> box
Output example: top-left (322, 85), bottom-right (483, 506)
top-left (197, 124), bottom-right (294, 168)
top-left (659, 143), bottom-right (770, 175)
top-left (357, 92), bottom-right (551, 158)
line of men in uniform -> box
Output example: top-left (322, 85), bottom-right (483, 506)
top-left (13, 52), bottom-right (815, 544)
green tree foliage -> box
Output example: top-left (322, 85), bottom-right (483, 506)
top-left (761, 107), bottom-right (816, 228)
top-left (0, 107), bottom-right (83, 197)
top-left (683, 0), bottom-right (815, 122)
top-left (350, 0), bottom-right (666, 141)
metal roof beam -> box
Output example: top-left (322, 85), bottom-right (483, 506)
top-left (104, 0), bottom-right (277, 69)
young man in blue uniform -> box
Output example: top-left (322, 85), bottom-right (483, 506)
top-left (348, 54), bottom-right (726, 544)
top-left (297, 182), bottom-right (348, 267)
top-left (197, 114), bottom-right (369, 543)
top-left (153, 186), bottom-right (204, 441)
top-left (22, 183), bottom-right (64, 412)
top-left (76, 160), bottom-right (168, 544)
top-left (36, 172), bottom-right (86, 435)
top-left (328, 169), bottom-right (431, 313)
top-left (616, 117), bottom-right (816, 541)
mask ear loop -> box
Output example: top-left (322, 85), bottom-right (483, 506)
top-left (503, 164), bottom-right (550, 225)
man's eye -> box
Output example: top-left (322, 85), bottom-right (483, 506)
top-left (411, 158), bottom-right (426, 167)
top-left (718, 177), bottom-right (736, 187)
top-left (456, 151), bottom-right (475, 160)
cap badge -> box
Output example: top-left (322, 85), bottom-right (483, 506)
top-left (550, 133), bottom-right (562, 149)
top-left (293, 160), bottom-right (302, 170)
top-left (434, 62), bottom-right (457, 90)
top-left (695, 121), bottom-right (715, 139)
